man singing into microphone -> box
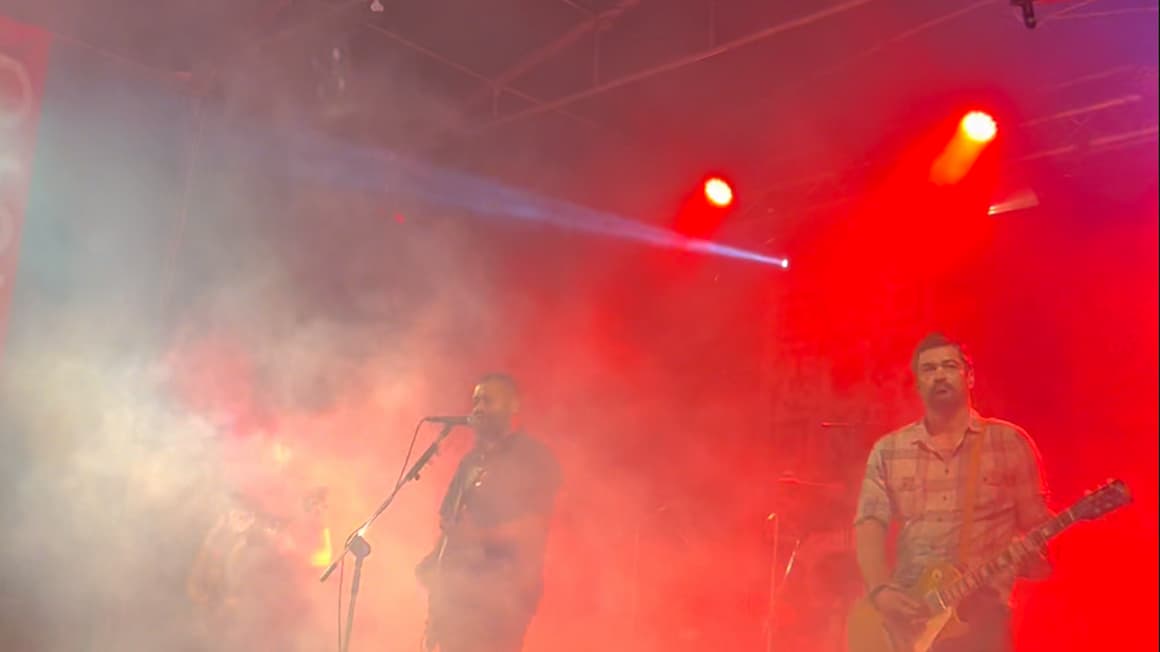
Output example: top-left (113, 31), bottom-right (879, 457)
top-left (417, 373), bottom-right (561, 652)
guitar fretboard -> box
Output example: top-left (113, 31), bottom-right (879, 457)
top-left (936, 509), bottom-right (1076, 607)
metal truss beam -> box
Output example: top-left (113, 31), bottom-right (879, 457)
top-left (354, 20), bottom-right (601, 129)
top-left (726, 66), bottom-right (1158, 245)
top-left (457, 0), bottom-right (640, 113)
top-left (467, 0), bottom-right (874, 132)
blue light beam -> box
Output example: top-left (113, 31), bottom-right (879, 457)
top-left (281, 130), bottom-right (789, 269)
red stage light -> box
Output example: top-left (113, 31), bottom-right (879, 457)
top-left (704, 177), bottom-right (734, 207)
top-left (961, 111), bottom-right (997, 143)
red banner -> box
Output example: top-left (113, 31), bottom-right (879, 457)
top-left (0, 16), bottom-right (49, 355)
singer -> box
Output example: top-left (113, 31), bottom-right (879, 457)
top-left (416, 373), bottom-right (561, 652)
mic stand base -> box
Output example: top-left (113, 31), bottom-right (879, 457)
top-left (341, 535), bottom-right (372, 652)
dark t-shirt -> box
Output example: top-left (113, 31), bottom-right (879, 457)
top-left (432, 432), bottom-right (560, 605)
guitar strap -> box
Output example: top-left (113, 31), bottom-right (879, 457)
top-left (957, 425), bottom-right (986, 565)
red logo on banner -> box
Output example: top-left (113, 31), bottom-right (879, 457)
top-left (0, 16), bottom-right (49, 355)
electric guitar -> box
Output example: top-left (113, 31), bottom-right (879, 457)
top-left (421, 463), bottom-right (488, 651)
top-left (846, 478), bottom-right (1132, 652)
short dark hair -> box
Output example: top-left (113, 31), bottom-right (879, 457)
top-left (911, 332), bottom-right (973, 373)
top-left (477, 372), bottom-right (520, 396)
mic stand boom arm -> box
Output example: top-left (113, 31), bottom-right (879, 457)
top-left (319, 421), bottom-right (457, 652)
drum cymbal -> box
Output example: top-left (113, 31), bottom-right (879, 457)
top-left (767, 474), bottom-right (855, 536)
top-left (775, 475), bottom-right (844, 490)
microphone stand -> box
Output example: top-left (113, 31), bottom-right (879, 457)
top-left (320, 421), bottom-right (458, 652)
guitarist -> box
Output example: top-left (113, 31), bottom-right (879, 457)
top-left (416, 373), bottom-right (561, 652)
top-left (853, 333), bottom-right (1052, 651)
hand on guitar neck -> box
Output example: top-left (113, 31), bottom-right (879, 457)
top-left (987, 535), bottom-right (1050, 592)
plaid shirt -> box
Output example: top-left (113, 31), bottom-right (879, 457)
top-left (854, 412), bottom-right (1051, 600)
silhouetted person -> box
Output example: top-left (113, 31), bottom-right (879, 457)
top-left (186, 485), bottom-right (327, 652)
top-left (417, 373), bottom-right (561, 652)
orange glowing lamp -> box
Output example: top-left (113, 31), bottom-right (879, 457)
top-left (960, 111), bottom-right (997, 143)
top-left (704, 177), bottom-right (734, 207)
top-left (931, 110), bottom-right (998, 185)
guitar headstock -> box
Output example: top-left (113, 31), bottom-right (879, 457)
top-left (1071, 478), bottom-right (1132, 521)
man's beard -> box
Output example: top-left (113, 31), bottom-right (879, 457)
top-left (925, 384), bottom-right (966, 411)
top-left (473, 417), bottom-right (509, 440)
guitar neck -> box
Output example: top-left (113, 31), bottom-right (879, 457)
top-left (938, 508), bottom-right (1076, 607)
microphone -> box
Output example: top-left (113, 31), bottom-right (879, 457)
top-left (424, 416), bottom-right (473, 426)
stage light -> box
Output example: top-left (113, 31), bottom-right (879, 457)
top-left (1010, 0), bottom-right (1037, 29)
top-left (961, 111), bottom-right (997, 143)
top-left (704, 177), bottom-right (734, 207)
top-left (988, 188), bottom-right (1039, 216)
top-left (932, 111), bottom-right (999, 184)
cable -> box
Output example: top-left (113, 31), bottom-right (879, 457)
top-left (336, 557), bottom-right (345, 651)
top-left (393, 419), bottom-right (427, 492)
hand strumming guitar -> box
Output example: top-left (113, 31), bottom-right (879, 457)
top-left (871, 585), bottom-right (926, 626)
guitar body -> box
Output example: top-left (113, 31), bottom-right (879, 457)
top-left (846, 562), bottom-right (968, 652)
top-left (846, 479), bottom-right (1133, 652)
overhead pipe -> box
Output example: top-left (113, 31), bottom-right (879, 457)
top-left (357, 21), bottom-right (599, 128)
top-left (458, 0), bottom-right (641, 111)
top-left (469, 0), bottom-right (875, 132)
